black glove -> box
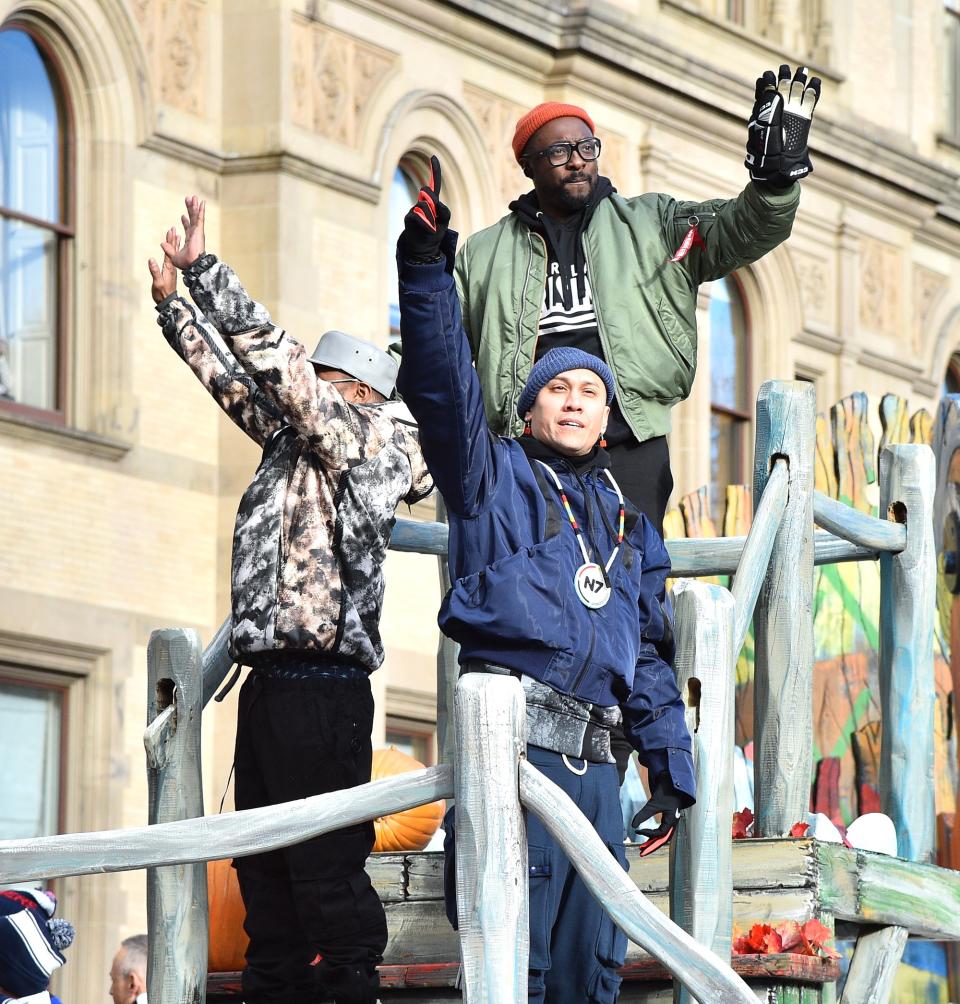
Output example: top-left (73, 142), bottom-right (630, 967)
top-left (399, 155), bottom-right (450, 263)
top-left (631, 775), bottom-right (683, 857)
top-left (745, 65), bottom-right (821, 187)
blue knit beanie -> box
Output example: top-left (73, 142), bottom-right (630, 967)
top-left (0, 889), bottom-right (75, 996)
top-left (517, 348), bottom-right (616, 418)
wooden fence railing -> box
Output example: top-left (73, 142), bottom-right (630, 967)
top-left (0, 380), bottom-right (945, 1004)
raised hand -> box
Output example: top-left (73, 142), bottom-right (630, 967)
top-left (147, 229), bottom-right (179, 304)
top-left (161, 195), bottom-right (206, 270)
top-left (398, 155), bottom-right (451, 262)
top-left (745, 65), bottom-right (821, 186)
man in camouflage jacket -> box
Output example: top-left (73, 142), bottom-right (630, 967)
top-left (148, 199), bottom-right (432, 1004)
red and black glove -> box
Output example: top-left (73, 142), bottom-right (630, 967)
top-left (399, 154), bottom-right (450, 263)
top-left (631, 776), bottom-right (683, 857)
top-left (745, 64), bottom-right (821, 187)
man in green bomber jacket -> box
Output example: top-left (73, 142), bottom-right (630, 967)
top-left (454, 64), bottom-right (822, 533)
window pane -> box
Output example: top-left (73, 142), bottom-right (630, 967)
top-left (711, 411), bottom-right (748, 496)
top-left (385, 729), bottom-right (433, 766)
top-left (387, 166), bottom-right (421, 332)
top-left (947, 10), bottom-right (960, 139)
top-left (709, 277), bottom-right (748, 411)
top-left (0, 29), bottom-right (61, 223)
top-left (0, 681), bottom-right (62, 839)
top-left (0, 217), bottom-right (58, 409)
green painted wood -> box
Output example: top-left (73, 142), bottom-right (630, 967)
top-left (877, 445), bottom-right (937, 861)
top-left (817, 843), bottom-right (960, 939)
top-left (753, 381), bottom-right (817, 837)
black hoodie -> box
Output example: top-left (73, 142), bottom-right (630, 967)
top-left (509, 176), bottom-right (632, 445)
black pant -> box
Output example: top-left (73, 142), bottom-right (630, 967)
top-left (605, 435), bottom-right (673, 536)
top-left (233, 671), bottom-right (387, 1004)
top-left (605, 435), bottom-right (674, 783)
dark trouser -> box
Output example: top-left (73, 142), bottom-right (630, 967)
top-left (443, 746), bottom-right (628, 1003)
top-left (233, 671), bottom-right (387, 1004)
top-left (607, 434), bottom-right (674, 783)
top-left (605, 435), bottom-right (673, 536)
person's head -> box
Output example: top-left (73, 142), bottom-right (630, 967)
top-left (109, 934), bottom-right (147, 1004)
top-left (518, 348), bottom-right (614, 457)
top-left (308, 330), bottom-right (397, 404)
top-left (513, 103), bottom-right (600, 221)
top-left (0, 888), bottom-right (75, 999)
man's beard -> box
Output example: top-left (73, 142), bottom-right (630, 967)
top-left (554, 175), bottom-right (596, 211)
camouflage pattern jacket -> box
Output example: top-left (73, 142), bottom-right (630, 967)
top-left (155, 254), bottom-right (433, 670)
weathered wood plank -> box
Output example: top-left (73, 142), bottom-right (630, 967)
top-left (453, 673), bottom-right (528, 1001)
top-left (201, 616), bottom-right (233, 708)
top-left (146, 628), bottom-right (209, 1004)
top-left (753, 381), bottom-right (817, 837)
top-left (390, 519), bottom-right (879, 573)
top-left (832, 392), bottom-right (875, 511)
top-left (877, 445), bottom-right (937, 861)
top-left (817, 843), bottom-right (960, 939)
top-left (812, 491), bottom-right (906, 553)
top-left (0, 766), bottom-right (455, 883)
top-left (723, 485), bottom-right (753, 538)
top-left (815, 414), bottom-right (838, 499)
top-left (731, 459), bottom-right (789, 652)
top-left (518, 760), bottom-right (756, 1004)
top-left (434, 497), bottom-right (458, 768)
top-left (367, 854), bottom-right (406, 903)
top-left (839, 925), bottom-right (907, 1004)
top-left (405, 852), bottom-right (445, 900)
top-left (670, 579), bottom-right (737, 997)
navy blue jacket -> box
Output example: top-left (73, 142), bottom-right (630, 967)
top-left (397, 237), bottom-right (694, 802)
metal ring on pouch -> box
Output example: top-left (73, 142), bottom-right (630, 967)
top-left (562, 754), bottom-right (588, 776)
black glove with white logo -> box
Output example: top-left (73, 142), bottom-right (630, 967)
top-left (631, 775), bottom-right (684, 858)
top-left (745, 64), bottom-right (821, 187)
top-left (398, 154), bottom-right (450, 263)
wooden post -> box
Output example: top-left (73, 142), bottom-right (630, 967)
top-left (435, 495), bottom-right (458, 766)
top-left (669, 580), bottom-right (737, 1004)
top-left (878, 444), bottom-right (937, 862)
top-left (453, 673), bottom-right (528, 1001)
top-left (840, 925), bottom-right (908, 1004)
top-left (145, 629), bottom-right (208, 1004)
top-left (752, 379), bottom-right (817, 837)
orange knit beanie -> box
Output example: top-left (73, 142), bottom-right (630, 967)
top-left (511, 102), bottom-right (596, 162)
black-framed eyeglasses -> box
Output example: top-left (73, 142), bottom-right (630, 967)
top-left (527, 138), bottom-right (601, 168)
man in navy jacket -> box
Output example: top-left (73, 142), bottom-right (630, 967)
top-left (396, 158), bottom-right (695, 1004)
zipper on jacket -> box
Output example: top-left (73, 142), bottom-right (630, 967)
top-left (581, 235), bottom-right (636, 440)
top-left (571, 617), bottom-right (596, 696)
top-left (511, 230), bottom-right (547, 432)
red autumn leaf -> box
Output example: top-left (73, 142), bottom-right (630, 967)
top-left (775, 920), bottom-right (803, 952)
top-left (789, 821), bottom-right (809, 837)
top-left (732, 807), bottom-right (755, 839)
top-left (799, 918), bottom-right (840, 958)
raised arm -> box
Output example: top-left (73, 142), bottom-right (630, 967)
top-left (395, 157), bottom-right (501, 518)
top-left (148, 241), bottom-right (283, 446)
top-left (161, 199), bottom-right (381, 469)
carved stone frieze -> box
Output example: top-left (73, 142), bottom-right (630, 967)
top-left (290, 16), bottom-right (397, 148)
top-left (463, 83), bottom-right (528, 207)
top-left (133, 0), bottom-right (207, 117)
top-left (912, 264), bottom-right (949, 356)
top-left (790, 247), bottom-right (831, 325)
top-left (859, 238), bottom-right (902, 338)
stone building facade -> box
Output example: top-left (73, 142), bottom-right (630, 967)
top-left (1, 0), bottom-right (959, 998)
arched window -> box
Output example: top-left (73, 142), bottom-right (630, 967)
top-left (0, 26), bottom-right (71, 418)
top-left (710, 276), bottom-right (751, 499)
top-left (944, 352), bottom-right (960, 396)
top-left (386, 162), bottom-right (422, 336)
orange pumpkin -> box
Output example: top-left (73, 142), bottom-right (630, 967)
top-left (207, 857), bottom-right (250, 973)
top-left (372, 746), bottom-right (446, 852)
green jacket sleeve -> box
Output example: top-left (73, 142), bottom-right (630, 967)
top-left (662, 181), bottom-right (800, 286)
top-left (453, 244), bottom-right (480, 359)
